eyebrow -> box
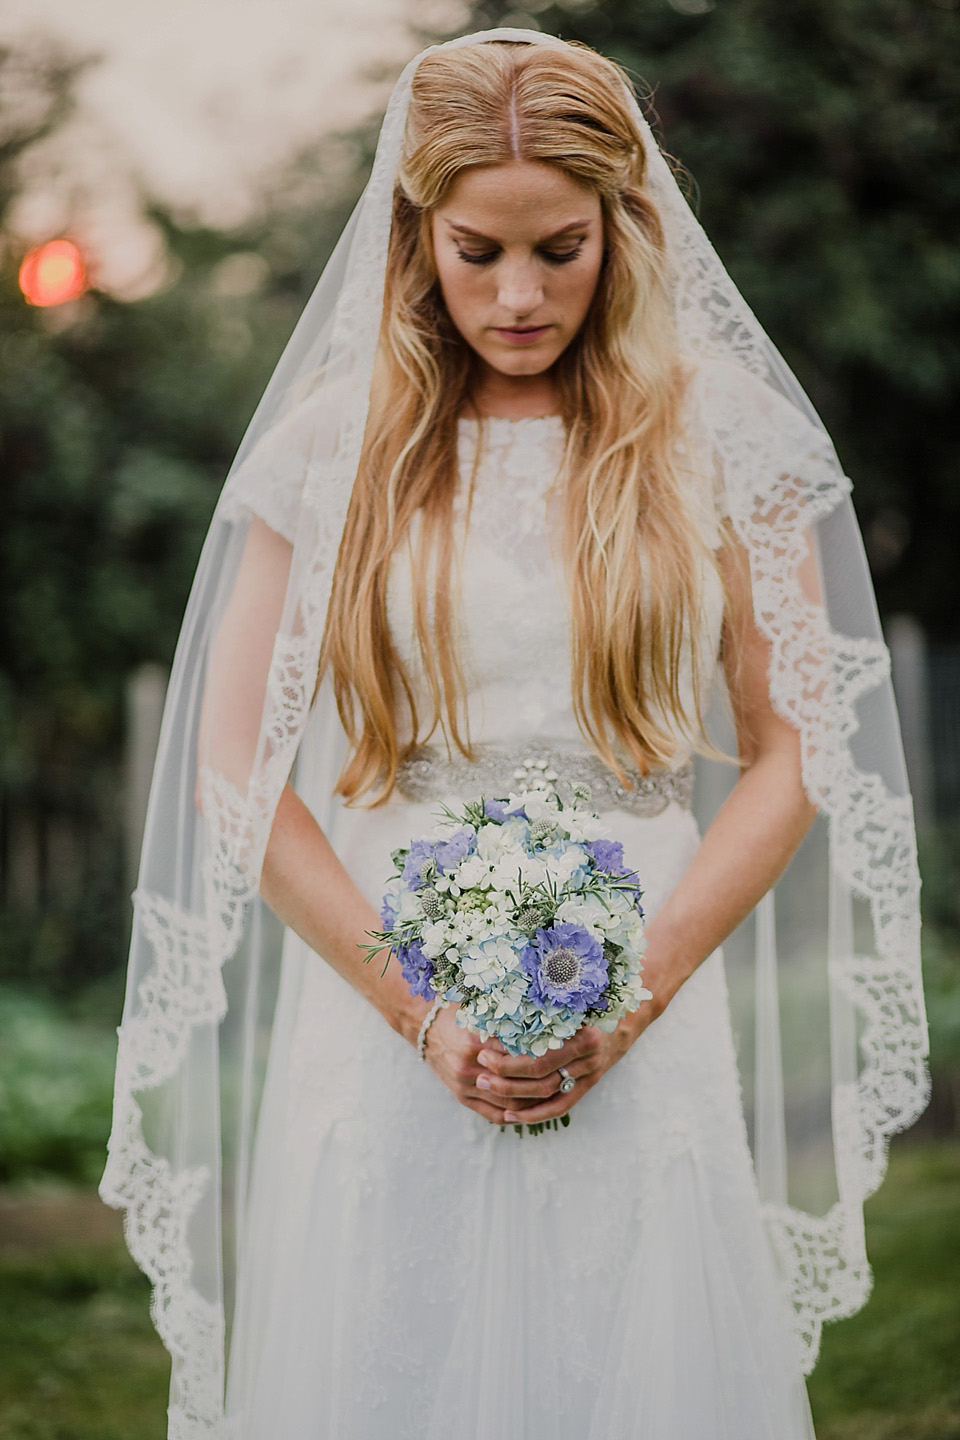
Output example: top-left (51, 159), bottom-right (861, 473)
top-left (445, 218), bottom-right (594, 242)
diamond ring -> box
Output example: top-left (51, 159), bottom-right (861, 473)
top-left (557, 1066), bottom-right (575, 1095)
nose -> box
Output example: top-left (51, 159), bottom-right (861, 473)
top-left (496, 257), bottom-right (543, 318)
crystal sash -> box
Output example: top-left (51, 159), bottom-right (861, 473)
top-left (395, 742), bottom-right (694, 816)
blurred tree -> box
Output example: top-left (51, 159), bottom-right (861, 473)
top-left (460, 0), bottom-right (960, 633)
top-left (3, 10), bottom-right (959, 991)
top-left (0, 43), bottom-right (368, 991)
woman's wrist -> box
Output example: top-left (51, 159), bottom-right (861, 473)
top-left (416, 997), bottom-right (446, 1060)
top-left (399, 997), bottom-right (433, 1050)
top-left (636, 927), bottom-right (692, 1028)
top-left (375, 962), bottom-right (431, 1049)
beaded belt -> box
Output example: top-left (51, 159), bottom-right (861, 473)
top-left (395, 743), bottom-right (694, 818)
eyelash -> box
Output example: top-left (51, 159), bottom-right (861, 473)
top-left (455, 243), bottom-right (584, 267)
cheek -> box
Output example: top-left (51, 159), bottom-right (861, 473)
top-left (571, 250), bottom-right (604, 319)
top-left (435, 257), bottom-right (481, 333)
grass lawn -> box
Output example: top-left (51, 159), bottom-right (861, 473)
top-left (0, 1139), bottom-right (957, 1439)
top-left (0, 1191), bottom-right (168, 1439)
top-left (808, 1138), bottom-right (960, 1440)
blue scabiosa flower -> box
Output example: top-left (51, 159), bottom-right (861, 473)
top-left (586, 838), bottom-right (626, 874)
top-left (484, 799), bottom-right (528, 823)
top-left (525, 923), bottom-right (608, 1011)
top-left (586, 839), bottom-right (643, 904)
top-left (402, 839), bottom-right (438, 891)
top-left (396, 939), bottom-right (436, 1000)
top-left (435, 827), bottom-right (476, 873)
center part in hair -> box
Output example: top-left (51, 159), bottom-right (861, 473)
top-left (545, 947), bottom-right (581, 988)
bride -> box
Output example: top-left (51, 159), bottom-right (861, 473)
top-left (101, 29), bottom-right (928, 1440)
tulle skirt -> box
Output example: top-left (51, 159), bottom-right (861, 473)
top-left (225, 792), bottom-right (816, 1439)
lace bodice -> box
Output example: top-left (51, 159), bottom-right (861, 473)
top-left (387, 414), bottom-right (725, 753)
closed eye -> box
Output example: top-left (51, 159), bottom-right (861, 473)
top-left (455, 242), bottom-right (586, 267)
top-left (541, 243), bottom-right (584, 265)
top-left (456, 248), bottom-right (498, 266)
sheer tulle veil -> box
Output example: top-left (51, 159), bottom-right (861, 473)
top-left (99, 27), bottom-right (928, 1437)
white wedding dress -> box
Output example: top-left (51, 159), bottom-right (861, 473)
top-left (224, 415), bottom-right (817, 1439)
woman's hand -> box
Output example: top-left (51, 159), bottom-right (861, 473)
top-left (429, 948), bottom-right (678, 1129)
top-left (421, 1005), bottom-right (545, 1126)
top-left (471, 1002), bottom-right (651, 1127)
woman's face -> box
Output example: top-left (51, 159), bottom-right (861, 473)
top-left (431, 160), bottom-right (604, 393)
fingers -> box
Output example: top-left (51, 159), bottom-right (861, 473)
top-left (475, 1060), bottom-right (590, 1102)
top-left (501, 1075), bottom-right (595, 1126)
top-left (428, 1010), bottom-right (598, 1125)
top-left (502, 1099), bottom-right (571, 1125)
top-left (427, 1035), bottom-right (542, 1119)
top-left (498, 1053), bottom-right (604, 1124)
top-left (462, 1095), bottom-right (515, 1125)
top-left (461, 1092), bottom-right (541, 1125)
top-left (477, 1028), bottom-right (601, 1080)
top-left (454, 1063), bottom-right (585, 1126)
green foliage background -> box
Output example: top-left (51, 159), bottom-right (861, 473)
top-left (2, 4), bottom-right (958, 993)
top-left (0, 45), bottom-right (369, 990)
top-left (468, 0), bottom-right (960, 630)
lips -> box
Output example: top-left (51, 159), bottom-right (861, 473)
top-left (493, 325), bottom-right (552, 345)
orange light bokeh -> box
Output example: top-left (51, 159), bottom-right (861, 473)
top-left (19, 240), bottom-right (89, 307)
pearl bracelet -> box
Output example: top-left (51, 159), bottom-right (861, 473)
top-left (416, 997), bottom-right (446, 1062)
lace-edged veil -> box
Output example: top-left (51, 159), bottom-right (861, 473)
top-left (100, 28), bottom-right (928, 1436)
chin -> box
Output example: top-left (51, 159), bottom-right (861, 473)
top-left (482, 348), bottom-right (560, 378)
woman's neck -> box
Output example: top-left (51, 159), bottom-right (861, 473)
top-left (466, 364), bottom-right (560, 421)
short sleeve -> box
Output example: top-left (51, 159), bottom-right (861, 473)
top-left (682, 358), bottom-right (851, 532)
top-left (216, 391), bottom-right (327, 543)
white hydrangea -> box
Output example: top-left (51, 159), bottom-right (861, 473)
top-left (459, 936), bottom-right (518, 991)
top-left (456, 854), bottom-right (491, 888)
top-left (396, 889), bottom-right (423, 924)
top-left (467, 973), bottom-right (528, 1020)
top-left (549, 844), bottom-right (589, 885)
top-left (514, 791), bottom-right (559, 823)
top-left (561, 810), bottom-right (607, 842)
top-left (607, 913), bottom-right (646, 951)
top-left (556, 893), bottom-right (613, 936)
top-left (486, 854), bottom-right (526, 893)
top-left (420, 919), bottom-right (452, 959)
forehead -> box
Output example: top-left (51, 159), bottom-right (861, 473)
top-left (435, 160), bottom-right (601, 239)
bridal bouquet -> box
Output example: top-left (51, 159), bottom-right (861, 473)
top-left (366, 785), bottom-right (651, 1104)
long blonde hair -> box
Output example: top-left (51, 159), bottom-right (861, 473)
top-left (322, 40), bottom-right (723, 803)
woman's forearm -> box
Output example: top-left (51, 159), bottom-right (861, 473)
top-left (258, 784), bottom-right (428, 1048)
top-left (636, 528), bottom-right (821, 1027)
top-left (639, 733), bottom-right (817, 1021)
top-left (256, 721), bottom-right (815, 1051)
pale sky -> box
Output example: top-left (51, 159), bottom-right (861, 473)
top-left (2, 0), bottom-right (469, 292)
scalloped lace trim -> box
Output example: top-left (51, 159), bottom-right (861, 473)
top-left (698, 367), bottom-right (928, 1369)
